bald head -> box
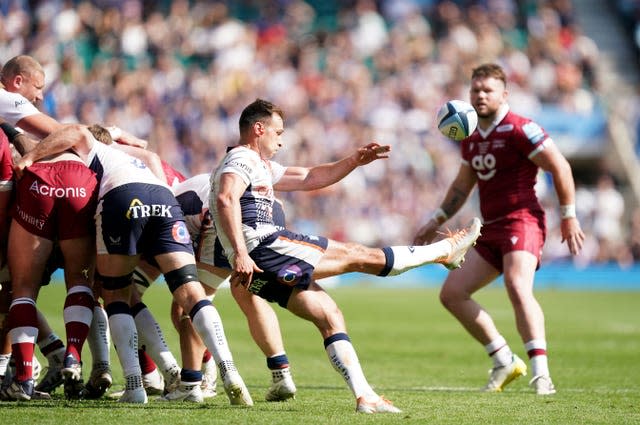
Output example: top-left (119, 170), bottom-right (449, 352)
top-left (0, 55), bottom-right (44, 84)
top-left (0, 55), bottom-right (46, 104)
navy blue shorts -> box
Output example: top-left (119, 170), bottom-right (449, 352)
top-left (96, 183), bottom-right (193, 260)
top-left (246, 229), bottom-right (328, 308)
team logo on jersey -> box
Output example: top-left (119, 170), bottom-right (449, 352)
top-left (172, 221), bottom-right (191, 244)
top-left (496, 124), bottom-right (513, 132)
top-left (277, 264), bottom-right (302, 286)
top-left (14, 98), bottom-right (29, 108)
top-left (510, 235), bottom-right (519, 245)
top-left (130, 158), bottom-right (147, 169)
top-left (125, 198), bottom-right (173, 219)
top-left (29, 181), bottom-right (87, 198)
top-left (522, 122), bottom-right (545, 144)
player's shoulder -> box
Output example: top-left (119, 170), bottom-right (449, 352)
top-left (175, 173), bottom-right (209, 196)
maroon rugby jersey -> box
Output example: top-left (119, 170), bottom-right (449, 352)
top-left (461, 111), bottom-right (547, 222)
top-left (0, 132), bottom-right (14, 192)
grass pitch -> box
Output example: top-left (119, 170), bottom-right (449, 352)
top-left (1, 282), bottom-right (638, 424)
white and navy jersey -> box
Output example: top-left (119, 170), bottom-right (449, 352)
top-left (174, 173), bottom-right (211, 240)
top-left (210, 146), bottom-right (286, 260)
top-left (0, 88), bottom-right (40, 125)
top-left (87, 140), bottom-right (166, 199)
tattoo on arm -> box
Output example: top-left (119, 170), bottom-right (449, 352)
top-left (442, 187), bottom-right (467, 216)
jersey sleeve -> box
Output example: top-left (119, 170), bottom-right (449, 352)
top-left (0, 89), bottom-right (40, 126)
top-left (516, 119), bottom-right (550, 158)
top-left (219, 148), bottom-right (257, 186)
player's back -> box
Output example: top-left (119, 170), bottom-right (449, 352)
top-left (88, 141), bottom-right (164, 198)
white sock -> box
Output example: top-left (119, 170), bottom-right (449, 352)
top-left (88, 305), bottom-right (111, 370)
top-left (133, 304), bottom-right (180, 379)
top-left (525, 339), bottom-right (549, 377)
top-left (0, 353), bottom-right (10, 376)
top-left (325, 335), bottom-right (376, 400)
top-left (108, 311), bottom-right (141, 378)
top-left (36, 331), bottom-right (65, 368)
top-left (384, 241), bottom-right (451, 276)
top-left (485, 337), bottom-right (513, 367)
top-left (190, 302), bottom-right (236, 378)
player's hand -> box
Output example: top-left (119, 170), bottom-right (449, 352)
top-left (13, 157), bottom-right (33, 180)
top-left (560, 217), bottom-right (585, 255)
top-left (107, 126), bottom-right (148, 149)
top-left (354, 142), bottom-right (391, 166)
top-left (413, 219), bottom-right (440, 245)
top-left (230, 253), bottom-right (263, 289)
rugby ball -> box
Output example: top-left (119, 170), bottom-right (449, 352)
top-left (436, 100), bottom-right (478, 141)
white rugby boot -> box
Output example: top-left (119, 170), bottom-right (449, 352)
top-left (483, 354), bottom-right (527, 392)
top-left (265, 367), bottom-right (296, 402)
top-left (356, 395), bottom-right (401, 414)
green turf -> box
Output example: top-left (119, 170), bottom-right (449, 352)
top-left (1, 283), bottom-right (638, 424)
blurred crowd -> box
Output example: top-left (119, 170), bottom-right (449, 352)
top-left (0, 0), bottom-right (637, 267)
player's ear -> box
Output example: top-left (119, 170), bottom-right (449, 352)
top-left (254, 121), bottom-right (265, 136)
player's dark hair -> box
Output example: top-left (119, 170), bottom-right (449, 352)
top-left (238, 98), bottom-right (284, 135)
top-left (471, 63), bottom-right (507, 87)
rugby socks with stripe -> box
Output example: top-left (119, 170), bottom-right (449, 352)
top-left (379, 241), bottom-right (453, 276)
top-left (8, 298), bottom-right (38, 381)
top-left (525, 339), bottom-right (550, 378)
top-left (63, 285), bottom-right (94, 361)
top-left (324, 333), bottom-right (377, 400)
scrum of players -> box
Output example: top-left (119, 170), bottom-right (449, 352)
top-left (0, 54), bottom-right (490, 414)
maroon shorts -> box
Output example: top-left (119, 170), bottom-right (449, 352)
top-left (474, 213), bottom-right (546, 273)
top-left (13, 161), bottom-right (98, 240)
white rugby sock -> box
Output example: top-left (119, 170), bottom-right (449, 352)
top-left (325, 334), bottom-right (376, 399)
top-left (486, 336), bottom-right (513, 367)
top-left (525, 339), bottom-right (549, 377)
top-left (108, 307), bottom-right (141, 379)
top-left (88, 304), bottom-right (111, 370)
top-left (381, 241), bottom-right (451, 276)
top-left (132, 303), bottom-right (180, 379)
top-left (190, 301), bottom-right (237, 378)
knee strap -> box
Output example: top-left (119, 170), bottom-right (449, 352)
top-left (164, 264), bottom-right (198, 293)
top-left (98, 272), bottom-right (133, 290)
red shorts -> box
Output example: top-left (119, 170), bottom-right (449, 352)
top-left (13, 161), bottom-right (98, 240)
top-left (475, 213), bottom-right (546, 273)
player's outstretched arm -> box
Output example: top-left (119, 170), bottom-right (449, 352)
top-left (15, 123), bottom-right (93, 177)
top-left (275, 142), bottom-right (391, 192)
top-left (414, 164), bottom-right (476, 245)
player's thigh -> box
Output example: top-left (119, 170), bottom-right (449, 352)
top-left (59, 235), bottom-right (95, 287)
top-left (441, 248), bottom-right (499, 297)
top-left (286, 281), bottom-right (345, 336)
top-left (314, 239), bottom-right (384, 279)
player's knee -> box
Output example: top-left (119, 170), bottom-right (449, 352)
top-left (98, 272), bottom-right (133, 291)
top-left (164, 264), bottom-right (198, 293)
top-left (439, 283), bottom-right (465, 310)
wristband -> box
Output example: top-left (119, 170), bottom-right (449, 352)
top-left (431, 207), bottom-right (449, 224)
top-left (560, 204), bottom-right (576, 219)
top-left (0, 122), bottom-right (21, 142)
